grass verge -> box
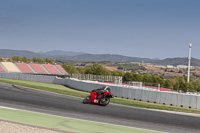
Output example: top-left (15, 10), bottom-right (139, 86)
top-left (1, 78), bottom-right (200, 114)
top-left (0, 78), bottom-right (88, 98)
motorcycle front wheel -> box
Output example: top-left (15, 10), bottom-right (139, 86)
top-left (99, 97), bottom-right (110, 106)
top-left (83, 96), bottom-right (90, 104)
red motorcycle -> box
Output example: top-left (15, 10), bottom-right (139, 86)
top-left (83, 87), bottom-right (114, 106)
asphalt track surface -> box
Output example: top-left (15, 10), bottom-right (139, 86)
top-left (0, 82), bottom-right (200, 133)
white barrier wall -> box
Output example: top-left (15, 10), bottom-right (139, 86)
top-left (0, 73), bottom-right (56, 83)
top-left (63, 78), bottom-right (200, 109)
top-left (0, 73), bottom-right (200, 109)
top-left (190, 96), bottom-right (197, 108)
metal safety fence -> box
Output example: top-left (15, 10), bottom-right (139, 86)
top-left (70, 74), bottom-right (122, 84)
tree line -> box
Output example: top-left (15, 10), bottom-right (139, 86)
top-left (118, 63), bottom-right (146, 72)
top-left (1, 56), bottom-right (54, 64)
top-left (62, 63), bottom-right (200, 92)
top-left (1, 57), bottom-right (199, 92)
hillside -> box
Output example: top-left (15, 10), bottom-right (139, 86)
top-left (0, 49), bottom-right (68, 59)
top-left (0, 49), bottom-right (156, 62)
top-left (40, 50), bottom-right (86, 56)
top-left (0, 49), bottom-right (44, 59)
top-left (154, 57), bottom-right (200, 66)
top-left (69, 54), bottom-right (155, 63)
top-left (1, 49), bottom-right (200, 66)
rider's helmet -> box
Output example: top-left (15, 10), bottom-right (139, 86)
top-left (104, 85), bottom-right (110, 92)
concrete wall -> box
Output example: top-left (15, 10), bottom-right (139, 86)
top-left (0, 73), bottom-right (55, 83)
top-left (0, 73), bottom-right (200, 109)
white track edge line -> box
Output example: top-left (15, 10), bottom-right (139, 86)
top-left (0, 105), bottom-right (166, 133)
top-left (3, 83), bottom-right (200, 118)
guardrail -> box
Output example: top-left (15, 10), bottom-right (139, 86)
top-left (0, 73), bottom-right (200, 109)
top-left (70, 74), bottom-right (122, 84)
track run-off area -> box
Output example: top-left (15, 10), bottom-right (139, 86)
top-left (0, 82), bottom-right (200, 133)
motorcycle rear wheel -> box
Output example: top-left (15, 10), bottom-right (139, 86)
top-left (99, 97), bottom-right (110, 106)
top-left (83, 96), bottom-right (90, 104)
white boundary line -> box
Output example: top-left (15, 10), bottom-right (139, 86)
top-left (110, 103), bottom-right (200, 117)
top-left (11, 84), bottom-right (85, 99)
top-left (0, 105), bottom-right (165, 133)
top-left (3, 83), bottom-right (200, 118)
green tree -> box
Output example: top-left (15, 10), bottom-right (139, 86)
top-left (7, 58), bottom-right (12, 62)
top-left (133, 74), bottom-right (143, 82)
top-left (77, 67), bottom-right (85, 74)
top-left (123, 72), bottom-right (134, 81)
top-left (188, 82), bottom-right (195, 92)
top-left (179, 79), bottom-right (187, 92)
top-left (33, 57), bottom-right (37, 63)
top-left (111, 71), bottom-right (124, 76)
top-left (36, 57), bottom-right (44, 63)
top-left (21, 56), bottom-right (28, 63)
top-left (45, 58), bottom-right (50, 63)
top-left (164, 79), bottom-right (173, 89)
top-left (28, 60), bottom-right (33, 63)
top-left (174, 82), bottom-right (180, 91)
top-left (192, 79), bottom-right (200, 92)
top-left (90, 64), bottom-right (111, 75)
top-left (0, 58), bottom-right (3, 62)
top-left (62, 63), bottom-right (78, 74)
top-left (151, 76), bottom-right (165, 87)
top-left (48, 58), bottom-right (54, 64)
top-left (143, 74), bottom-right (153, 83)
top-left (45, 58), bottom-right (53, 64)
top-left (156, 76), bottom-right (165, 87)
top-left (12, 56), bottom-right (21, 62)
top-left (142, 74), bottom-right (155, 86)
top-left (32, 57), bottom-right (44, 63)
top-left (84, 67), bottom-right (93, 74)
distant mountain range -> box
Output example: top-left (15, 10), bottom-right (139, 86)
top-left (39, 50), bottom-right (86, 56)
top-left (154, 57), bottom-right (200, 66)
top-left (0, 49), bottom-right (200, 66)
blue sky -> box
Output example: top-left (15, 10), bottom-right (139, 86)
top-left (0, 0), bottom-right (200, 59)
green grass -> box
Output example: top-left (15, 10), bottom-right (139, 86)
top-left (0, 78), bottom-right (88, 98)
top-left (1, 78), bottom-right (200, 114)
top-left (0, 107), bottom-right (161, 133)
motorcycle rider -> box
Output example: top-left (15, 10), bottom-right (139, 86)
top-left (96, 85), bottom-right (110, 99)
